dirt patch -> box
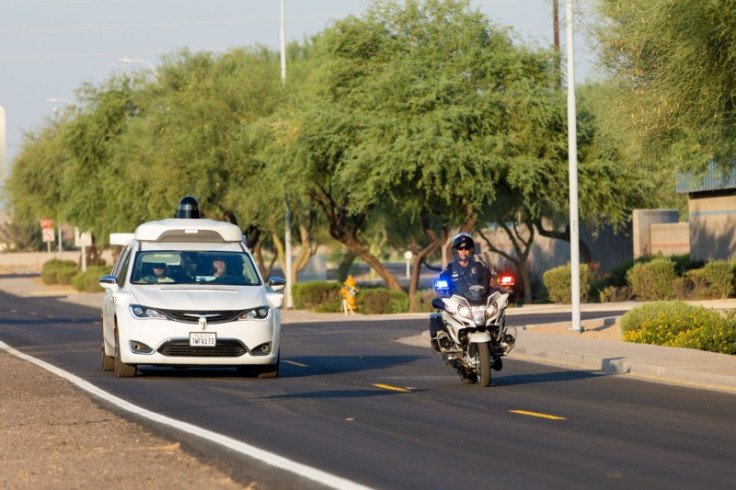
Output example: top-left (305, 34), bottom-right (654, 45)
top-left (0, 350), bottom-right (250, 489)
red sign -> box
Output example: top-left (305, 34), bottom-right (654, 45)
top-left (40, 218), bottom-right (54, 230)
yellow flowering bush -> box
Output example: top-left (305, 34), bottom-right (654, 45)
top-left (622, 301), bottom-right (736, 354)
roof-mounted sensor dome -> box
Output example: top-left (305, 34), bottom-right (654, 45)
top-left (177, 196), bottom-right (200, 219)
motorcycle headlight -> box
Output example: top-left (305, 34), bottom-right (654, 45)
top-left (486, 302), bottom-right (498, 319)
top-left (129, 304), bottom-right (167, 320)
top-left (457, 305), bottom-right (472, 319)
top-left (237, 306), bottom-right (270, 320)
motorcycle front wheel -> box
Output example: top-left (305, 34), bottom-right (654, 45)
top-left (472, 342), bottom-right (492, 387)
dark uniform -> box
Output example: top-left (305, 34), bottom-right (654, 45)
top-left (438, 257), bottom-right (492, 304)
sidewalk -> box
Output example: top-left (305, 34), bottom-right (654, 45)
top-left (2, 274), bottom-right (735, 394)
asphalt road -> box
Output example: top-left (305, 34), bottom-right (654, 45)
top-left (1, 291), bottom-right (735, 489)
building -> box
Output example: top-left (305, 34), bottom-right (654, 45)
top-left (676, 161), bottom-right (736, 261)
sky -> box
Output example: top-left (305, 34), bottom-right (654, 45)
top-left (0, 0), bottom-right (597, 182)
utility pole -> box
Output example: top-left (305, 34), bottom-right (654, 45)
top-left (280, 0), bottom-right (293, 309)
top-left (0, 106), bottom-right (6, 184)
top-left (566, 0), bottom-right (581, 332)
top-left (553, 0), bottom-right (561, 85)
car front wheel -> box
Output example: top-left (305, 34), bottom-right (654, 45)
top-left (101, 339), bottom-right (114, 372)
top-left (255, 353), bottom-right (280, 379)
top-left (114, 329), bottom-right (137, 378)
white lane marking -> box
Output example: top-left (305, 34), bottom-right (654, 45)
top-left (0, 340), bottom-right (374, 490)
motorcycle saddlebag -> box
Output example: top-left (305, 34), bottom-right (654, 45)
top-left (429, 313), bottom-right (446, 353)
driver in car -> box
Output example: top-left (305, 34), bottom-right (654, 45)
top-left (144, 263), bottom-right (175, 283)
top-left (212, 256), bottom-right (227, 278)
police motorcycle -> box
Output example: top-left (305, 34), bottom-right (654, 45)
top-left (429, 236), bottom-right (517, 387)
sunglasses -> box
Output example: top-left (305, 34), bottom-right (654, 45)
top-left (456, 246), bottom-right (472, 251)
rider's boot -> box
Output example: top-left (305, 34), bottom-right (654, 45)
top-left (492, 357), bottom-right (503, 371)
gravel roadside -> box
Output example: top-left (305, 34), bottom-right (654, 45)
top-left (0, 350), bottom-right (250, 490)
top-left (0, 278), bottom-right (258, 490)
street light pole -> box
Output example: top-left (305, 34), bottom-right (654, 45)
top-left (281, 0), bottom-right (293, 309)
top-left (0, 105), bottom-right (6, 184)
top-left (566, 0), bottom-right (582, 332)
top-left (117, 57), bottom-right (159, 79)
top-left (45, 97), bottom-right (75, 117)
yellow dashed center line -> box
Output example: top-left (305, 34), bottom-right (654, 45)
top-left (510, 410), bottom-right (566, 420)
top-left (373, 383), bottom-right (410, 393)
top-left (283, 360), bottom-right (309, 368)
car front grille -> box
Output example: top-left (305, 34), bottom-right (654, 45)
top-left (158, 309), bottom-right (244, 324)
top-left (157, 339), bottom-right (247, 357)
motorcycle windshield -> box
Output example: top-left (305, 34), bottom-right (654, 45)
top-left (449, 274), bottom-right (488, 305)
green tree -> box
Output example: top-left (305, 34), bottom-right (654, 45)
top-left (593, 0), bottom-right (736, 173)
top-left (5, 121), bottom-right (68, 224)
top-left (276, 0), bottom-right (558, 292)
top-left (58, 75), bottom-right (144, 245)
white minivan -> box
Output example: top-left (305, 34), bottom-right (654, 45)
top-left (99, 198), bottom-right (285, 377)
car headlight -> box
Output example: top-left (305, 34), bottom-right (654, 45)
top-left (129, 304), bottom-right (167, 320)
top-left (238, 306), bottom-right (270, 320)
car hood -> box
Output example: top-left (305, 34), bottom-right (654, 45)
top-left (130, 285), bottom-right (266, 311)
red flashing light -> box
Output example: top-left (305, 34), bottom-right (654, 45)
top-left (498, 273), bottom-right (516, 288)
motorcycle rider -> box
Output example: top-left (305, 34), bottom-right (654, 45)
top-left (438, 232), bottom-right (492, 300)
top-left (432, 232), bottom-right (504, 382)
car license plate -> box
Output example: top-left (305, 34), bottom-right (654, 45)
top-left (189, 332), bottom-right (216, 347)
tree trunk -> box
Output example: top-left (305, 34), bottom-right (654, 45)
top-left (344, 234), bottom-right (402, 290)
top-left (312, 192), bottom-right (402, 291)
top-left (291, 223), bottom-right (318, 285)
top-left (478, 216), bottom-right (534, 304)
top-left (533, 218), bottom-right (593, 264)
top-left (253, 235), bottom-right (276, 280)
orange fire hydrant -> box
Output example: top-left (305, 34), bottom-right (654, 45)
top-left (340, 275), bottom-right (358, 315)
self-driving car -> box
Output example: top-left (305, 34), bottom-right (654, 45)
top-left (99, 198), bottom-right (285, 377)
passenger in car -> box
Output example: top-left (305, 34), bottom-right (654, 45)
top-left (212, 256), bottom-right (227, 278)
top-left (145, 263), bottom-right (175, 283)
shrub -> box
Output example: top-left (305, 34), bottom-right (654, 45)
top-left (668, 253), bottom-right (705, 276)
top-left (41, 259), bottom-right (78, 285)
top-left (292, 281), bottom-right (342, 312)
top-left (542, 263), bottom-right (591, 304)
top-left (606, 258), bottom-right (640, 288)
top-left (71, 265), bottom-right (109, 292)
top-left (675, 269), bottom-right (708, 299)
top-left (410, 288), bottom-right (437, 313)
top-left (620, 301), bottom-right (677, 334)
top-left (702, 260), bottom-right (735, 299)
top-left (674, 321), bottom-right (736, 354)
top-left (626, 257), bottom-right (676, 301)
top-left (621, 301), bottom-right (736, 354)
top-left (356, 288), bottom-right (409, 314)
top-left (599, 285), bottom-right (633, 303)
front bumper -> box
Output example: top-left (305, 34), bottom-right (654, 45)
top-left (116, 310), bottom-right (281, 366)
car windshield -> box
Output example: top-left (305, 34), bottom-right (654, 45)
top-left (130, 251), bottom-right (262, 286)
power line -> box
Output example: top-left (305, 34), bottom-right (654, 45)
top-left (0, 0), bottom-right (141, 7)
top-left (0, 13), bottom-right (351, 35)
top-left (0, 47), bottom-right (229, 61)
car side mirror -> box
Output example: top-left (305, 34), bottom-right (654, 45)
top-left (268, 276), bottom-right (286, 292)
top-left (98, 274), bottom-right (119, 290)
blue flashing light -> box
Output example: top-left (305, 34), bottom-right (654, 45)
top-left (434, 279), bottom-right (449, 292)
